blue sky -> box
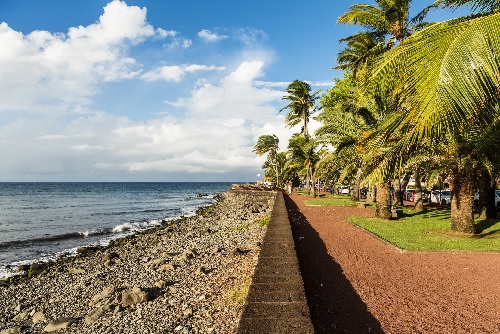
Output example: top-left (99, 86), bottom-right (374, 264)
top-left (0, 0), bottom-right (464, 182)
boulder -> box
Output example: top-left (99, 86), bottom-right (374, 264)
top-left (12, 311), bottom-right (28, 321)
top-left (154, 280), bottom-right (167, 289)
top-left (32, 311), bottom-right (47, 324)
top-left (28, 263), bottom-right (45, 277)
top-left (91, 286), bottom-right (116, 304)
top-left (43, 317), bottom-right (76, 332)
top-left (121, 288), bottom-right (150, 307)
top-left (84, 305), bottom-right (110, 324)
top-left (102, 252), bottom-right (119, 262)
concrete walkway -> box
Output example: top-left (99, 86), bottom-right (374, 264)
top-left (237, 191), bottom-right (313, 333)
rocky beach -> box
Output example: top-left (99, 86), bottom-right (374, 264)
top-left (0, 189), bottom-right (276, 334)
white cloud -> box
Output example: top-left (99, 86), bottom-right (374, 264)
top-left (184, 64), bottom-right (225, 72)
top-left (140, 64), bottom-right (225, 82)
top-left (235, 28), bottom-right (268, 45)
top-left (162, 37), bottom-right (192, 49)
top-left (140, 65), bottom-right (185, 82)
top-left (0, 2), bottom-right (315, 181)
top-left (0, 0), bottom-right (154, 114)
top-left (155, 28), bottom-right (192, 49)
top-left (181, 39), bottom-right (192, 48)
top-left (198, 29), bottom-right (228, 42)
top-left (156, 28), bottom-right (178, 38)
top-left (0, 60), bottom-right (293, 181)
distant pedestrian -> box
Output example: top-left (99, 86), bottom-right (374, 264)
top-left (287, 182), bottom-right (292, 195)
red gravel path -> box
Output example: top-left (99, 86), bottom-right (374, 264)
top-left (285, 194), bottom-right (500, 334)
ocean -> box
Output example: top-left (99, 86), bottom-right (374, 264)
top-left (0, 182), bottom-right (232, 279)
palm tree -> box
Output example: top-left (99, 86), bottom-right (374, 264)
top-left (287, 134), bottom-right (321, 196)
top-left (317, 74), bottom-right (368, 201)
top-left (254, 134), bottom-right (281, 188)
top-left (280, 80), bottom-right (321, 136)
top-left (336, 32), bottom-right (386, 78)
top-left (364, 10), bottom-right (500, 232)
top-left (333, 1), bottom-right (429, 217)
top-left (337, 0), bottom-right (422, 48)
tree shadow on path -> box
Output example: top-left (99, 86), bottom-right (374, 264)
top-left (284, 195), bottom-right (383, 334)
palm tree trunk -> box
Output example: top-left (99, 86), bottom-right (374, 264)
top-left (414, 168), bottom-right (424, 211)
top-left (351, 165), bottom-right (362, 202)
top-left (303, 106), bottom-right (309, 136)
top-left (478, 172), bottom-right (496, 219)
top-left (449, 168), bottom-right (476, 234)
top-left (375, 181), bottom-right (392, 219)
top-left (393, 177), bottom-right (402, 206)
top-left (396, 172), bottom-right (411, 206)
top-left (305, 167), bottom-right (311, 195)
top-left (310, 163), bottom-right (316, 197)
top-left (274, 163), bottom-right (280, 189)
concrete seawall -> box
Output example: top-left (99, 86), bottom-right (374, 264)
top-left (237, 191), bottom-right (314, 333)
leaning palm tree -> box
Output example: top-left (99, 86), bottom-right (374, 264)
top-left (364, 11), bottom-right (500, 232)
top-left (280, 80), bottom-right (321, 136)
top-left (337, 0), bottom-right (421, 48)
top-left (336, 32), bottom-right (387, 78)
top-left (254, 134), bottom-right (281, 188)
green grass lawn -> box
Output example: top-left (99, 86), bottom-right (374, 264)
top-left (348, 208), bottom-right (500, 251)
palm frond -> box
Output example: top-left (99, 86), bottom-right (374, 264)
top-left (431, 0), bottom-right (500, 13)
top-left (366, 13), bottom-right (500, 147)
top-left (337, 4), bottom-right (388, 32)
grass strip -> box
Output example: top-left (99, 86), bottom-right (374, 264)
top-left (348, 209), bottom-right (500, 251)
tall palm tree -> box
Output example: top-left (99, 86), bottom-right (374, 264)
top-left (287, 134), bottom-right (321, 196)
top-left (364, 10), bottom-right (500, 232)
top-left (337, 0), bottom-right (419, 48)
top-left (280, 80), bottom-right (321, 136)
top-left (317, 73), bottom-right (372, 202)
top-left (254, 134), bottom-right (281, 188)
top-left (334, 1), bottom-right (429, 217)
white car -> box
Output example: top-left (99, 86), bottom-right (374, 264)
top-left (340, 185), bottom-right (349, 194)
top-left (430, 190), bottom-right (451, 205)
top-left (473, 190), bottom-right (500, 210)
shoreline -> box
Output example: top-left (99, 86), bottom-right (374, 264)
top-left (0, 189), bottom-right (276, 333)
top-left (0, 192), bottom-right (222, 282)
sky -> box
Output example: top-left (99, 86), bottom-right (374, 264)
top-left (0, 0), bottom-right (465, 182)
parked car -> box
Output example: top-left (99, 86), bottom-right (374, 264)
top-left (403, 189), bottom-right (416, 201)
top-left (473, 190), bottom-right (500, 210)
top-left (422, 190), bottom-right (431, 202)
top-left (430, 190), bottom-right (451, 205)
top-left (340, 185), bottom-right (349, 195)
